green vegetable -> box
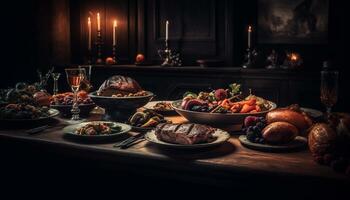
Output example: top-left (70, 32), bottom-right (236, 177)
top-left (228, 83), bottom-right (241, 96)
top-left (183, 91), bottom-right (198, 99)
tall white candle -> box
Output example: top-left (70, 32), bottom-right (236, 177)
top-left (113, 20), bottom-right (117, 46)
top-left (248, 26), bottom-right (252, 48)
top-left (165, 20), bottom-right (169, 41)
top-left (88, 17), bottom-right (91, 50)
top-left (97, 13), bottom-right (101, 31)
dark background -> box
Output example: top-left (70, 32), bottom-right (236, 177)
top-left (0, 0), bottom-right (347, 110)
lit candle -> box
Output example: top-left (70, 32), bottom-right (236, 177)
top-left (97, 13), bottom-right (101, 31)
top-left (248, 26), bottom-right (252, 48)
top-left (165, 20), bottom-right (169, 41)
top-left (88, 17), bottom-right (91, 50)
top-left (113, 20), bottom-right (117, 46)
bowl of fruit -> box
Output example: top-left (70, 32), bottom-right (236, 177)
top-left (171, 83), bottom-right (276, 126)
top-left (50, 91), bottom-right (95, 117)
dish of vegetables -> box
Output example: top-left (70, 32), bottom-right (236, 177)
top-left (180, 83), bottom-right (273, 114)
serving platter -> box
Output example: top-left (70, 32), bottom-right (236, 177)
top-left (0, 108), bottom-right (60, 128)
top-left (171, 100), bottom-right (277, 125)
top-left (144, 129), bottom-right (230, 149)
top-left (63, 121), bottom-right (131, 141)
top-left (143, 101), bottom-right (177, 115)
top-left (238, 135), bottom-right (307, 152)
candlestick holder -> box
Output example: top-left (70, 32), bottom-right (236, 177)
top-left (158, 40), bottom-right (182, 67)
top-left (95, 30), bottom-right (104, 64)
top-left (87, 49), bottom-right (92, 64)
top-left (242, 48), bottom-right (253, 68)
top-left (112, 45), bottom-right (117, 64)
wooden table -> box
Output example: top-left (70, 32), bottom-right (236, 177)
top-left (0, 115), bottom-right (348, 197)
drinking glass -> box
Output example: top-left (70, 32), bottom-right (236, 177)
top-left (51, 73), bottom-right (61, 95)
top-left (320, 70), bottom-right (339, 119)
top-left (65, 68), bottom-right (86, 122)
top-left (78, 65), bottom-right (93, 92)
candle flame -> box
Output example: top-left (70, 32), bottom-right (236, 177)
top-left (114, 20), bottom-right (118, 28)
top-left (291, 53), bottom-right (298, 61)
top-left (248, 26), bottom-right (252, 32)
top-left (166, 20), bottom-right (169, 25)
top-left (88, 17), bottom-right (91, 24)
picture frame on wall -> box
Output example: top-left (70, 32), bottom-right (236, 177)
top-left (258, 0), bottom-right (329, 44)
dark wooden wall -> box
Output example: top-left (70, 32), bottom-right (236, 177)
top-left (65, 0), bottom-right (346, 68)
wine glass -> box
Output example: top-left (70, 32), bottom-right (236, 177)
top-left (65, 68), bottom-right (86, 123)
top-left (320, 70), bottom-right (339, 119)
top-left (51, 73), bottom-right (61, 95)
top-left (78, 65), bottom-right (93, 92)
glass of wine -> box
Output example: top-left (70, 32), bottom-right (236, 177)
top-left (320, 70), bottom-right (339, 119)
top-left (65, 68), bottom-right (86, 123)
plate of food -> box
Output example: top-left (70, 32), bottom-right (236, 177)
top-left (238, 104), bottom-right (312, 152)
top-left (171, 83), bottom-right (276, 125)
top-left (145, 123), bottom-right (230, 149)
top-left (0, 83), bottom-right (59, 127)
top-left (63, 121), bottom-right (131, 141)
top-left (128, 109), bottom-right (170, 132)
top-left (143, 101), bottom-right (177, 115)
top-left (50, 91), bottom-right (95, 117)
top-left (89, 75), bottom-right (154, 121)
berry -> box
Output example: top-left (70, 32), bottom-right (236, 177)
top-left (258, 138), bottom-right (265, 144)
top-left (244, 116), bottom-right (258, 127)
top-left (254, 137), bottom-right (261, 143)
top-left (256, 122), bottom-right (266, 130)
top-left (246, 131), bottom-right (256, 142)
top-left (214, 89), bottom-right (227, 101)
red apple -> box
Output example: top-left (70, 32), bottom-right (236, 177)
top-left (33, 91), bottom-right (51, 107)
top-left (105, 57), bottom-right (115, 65)
top-left (135, 54), bottom-right (145, 63)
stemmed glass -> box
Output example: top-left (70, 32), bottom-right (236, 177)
top-left (51, 73), bottom-right (61, 95)
top-left (78, 65), bottom-right (93, 92)
top-left (65, 68), bottom-right (86, 123)
top-left (320, 70), bottom-right (339, 119)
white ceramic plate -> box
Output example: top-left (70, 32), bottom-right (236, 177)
top-left (145, 129), bottom-right (230, 149)
top-left (63, 121), bottom-right (131, 140)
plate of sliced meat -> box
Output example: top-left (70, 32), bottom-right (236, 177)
top-left (144, 123), bottom-right (230, 149)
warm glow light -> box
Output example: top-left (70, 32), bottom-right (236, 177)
top-left (291, 53), bottom-right (298, 61)
top-left (97, 13), bottom-right (101, 31)
top-left (88, 17), bottom-right (91, 50)
top-left (113, 20), bottom-right (118, 46)
top-left (248, 26), bottom-right (252, 32)
top-left (113, 20), bottom-right (118, 28)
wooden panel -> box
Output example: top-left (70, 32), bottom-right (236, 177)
top-left (146, 0), bottom-right (232, 65)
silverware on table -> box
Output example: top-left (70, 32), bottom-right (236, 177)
top-left (26, 125), bottom-right (50, 135)
top-left (114, 132), bottom-right (146, 149)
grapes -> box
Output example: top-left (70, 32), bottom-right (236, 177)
top-left (243, 116), bottom-right (267, 144)
top-left (246, 131), bottom-right (256, 141)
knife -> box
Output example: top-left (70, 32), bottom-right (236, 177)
top-left (26, 125), bottom-right (50, 135)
